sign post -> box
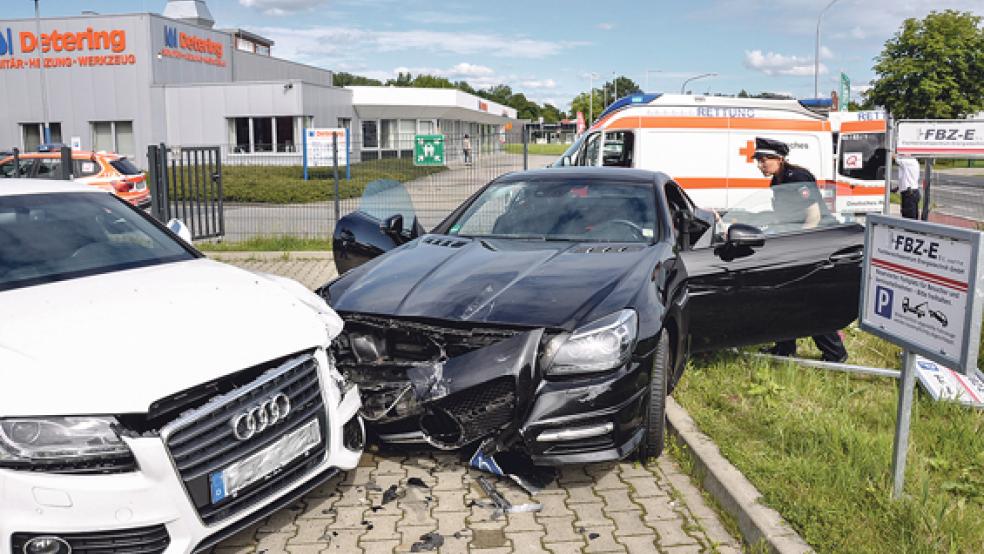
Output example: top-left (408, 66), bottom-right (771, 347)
top-left (414, 134), bottom-right (445, 167)
top-left (859, 214), bottom-right (984, 498)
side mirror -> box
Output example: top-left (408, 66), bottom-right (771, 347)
top-left (381, 214), bottom-right (404, 240)
top-left (714, 223), bottom-right (764, 261)
top-left (166, 218), bottom-right (192, 244)
top-left (726, 223), bottom-right (765, 248)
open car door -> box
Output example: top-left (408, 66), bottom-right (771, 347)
top-left (669, 181), bottom-right (864, 353)
top-left (333, 179), bottom-right (425, 274)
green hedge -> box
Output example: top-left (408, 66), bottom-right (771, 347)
top-left (504, 143), bottom-right (570, 156)
top-left (167, 159), bottom-right (447, 204)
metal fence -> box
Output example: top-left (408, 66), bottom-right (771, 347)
top-left (183, 130), bottom-right (547, 242)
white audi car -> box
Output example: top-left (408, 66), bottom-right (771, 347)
top-left (0, 180), bottom-right (363, 553)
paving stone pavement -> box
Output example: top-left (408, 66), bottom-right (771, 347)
top-left (208, 253), bottom-right (743, 554)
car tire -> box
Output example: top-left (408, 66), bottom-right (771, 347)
top-left (638, 330), bottom-right (669, 465)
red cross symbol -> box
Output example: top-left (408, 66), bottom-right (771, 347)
top-left (739, 140), bottom-right (755, 163)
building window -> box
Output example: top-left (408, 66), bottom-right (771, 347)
top-left (229, 116), bottom-right (300, 153)
top-left (418, 119), bottom-right (436, 135)
top-left (256, 44), bottom-right (270, 56)
top-left (275, 116), bottom-right (294, 152)
top-left (236, 37), bottom-right (254, 53)
top-left (91, 121), bottom-right (134, 157)
top-left (233, 118), bottom-right (250, 153)
top-left (22, 122), bottom-right (62, 151)
top-left (399, 119), bottom-right (415, 151)
top-left (380, 119), bottom-right (397, 150)
top-left (362, 121), bottom-right (378, 148)
top-left (252, 117), bottom-right (272, 152)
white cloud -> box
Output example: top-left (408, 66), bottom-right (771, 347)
top-left (403, 12), bottom-right (490, 24)
top-left (238, 0), bottom-right (328, 16)
top-left (253, 25), bottom-right (585, 63)
top-left (449, 63), bottom-right (495, 77)
top-left (519, 79), bottom-right (557, 90)
top-left (820, 46), bottom-right (833, 60)
top-left (744, 49), bottom-right (825, 77)
top-left (596, 22), bottom-right (615, 31)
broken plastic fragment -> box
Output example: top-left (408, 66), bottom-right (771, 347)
top-left (381, 484), bottom-right (400, 504)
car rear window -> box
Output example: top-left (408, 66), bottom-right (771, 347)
top-left (0, 192), bottom-right (195, 291)
top-left (109, 158), bottom-right (142, 175)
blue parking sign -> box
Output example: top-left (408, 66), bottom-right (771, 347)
top-left (874, 286), bottom-right (893, 319)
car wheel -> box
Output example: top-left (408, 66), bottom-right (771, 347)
top-left (638, 330), bottom-right (669, 465)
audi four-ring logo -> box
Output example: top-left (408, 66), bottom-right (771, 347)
top-left (230, 393), bottom-right (292, 441)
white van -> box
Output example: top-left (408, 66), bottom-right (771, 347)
top-left (557, 94), bottom-right (886, 213)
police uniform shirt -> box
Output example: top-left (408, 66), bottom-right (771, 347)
top-left (770, 164), bottom-right (823, 217)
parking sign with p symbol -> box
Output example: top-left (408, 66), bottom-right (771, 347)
top-left (875, 286), bottom-right (893, 319)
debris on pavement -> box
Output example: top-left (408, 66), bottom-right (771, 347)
top-left (475, 476), bottom-right (543, 520)
top-left (381, 484), bottom-right (401, 504)
top-left (410, 532), bottom-right (445, 552)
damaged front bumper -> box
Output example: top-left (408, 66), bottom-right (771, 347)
top-left (333, 314), bottom-right (648, 465)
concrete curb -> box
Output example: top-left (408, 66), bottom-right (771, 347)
top-left (666, 397), bottom-right (814, 554)
top-left (203, 250), bottom-right (335, 260)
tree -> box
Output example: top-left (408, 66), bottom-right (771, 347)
top-left (569, 90), bottom-right (604, 123)
top-left (868, 10), bottom-right (984, 119)
top-left (602, 76), bottom-right (642, 105)
top-left (332, 72), bottom-right (382, 86)
top-left (541, 104), bottom-right (564, 123)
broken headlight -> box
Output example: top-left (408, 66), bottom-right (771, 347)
top-left (547, 309), bottom-right (637, 375)
top-left (0, 416), bottom-right (133, 470)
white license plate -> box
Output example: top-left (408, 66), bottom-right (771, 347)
top-left (209, 418), bottom-right (321, 504)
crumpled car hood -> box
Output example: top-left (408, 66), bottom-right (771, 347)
top-left (330, 236), bottom-right (653, 329)
top-left (0, 258), bottom-right (339, 417)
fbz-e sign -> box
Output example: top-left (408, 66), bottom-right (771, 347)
top-left (860, 214), bottom-right (984, 373)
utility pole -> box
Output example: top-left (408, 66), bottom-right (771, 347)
top-left (587, 72), bottom-right (599, 124)
top-left (35, 0), bottom-right (51, 144)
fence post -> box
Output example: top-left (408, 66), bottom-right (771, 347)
top-left (12, 147), bottom-right (19, 178)
top-left (60, 146), bottom-right (73, 180)
top-left (333, 132), bottom-right (340, 228)
top-left (523, 124), bottom-right (529, 171)
top-left (147, 143), bottom-right (170, 222)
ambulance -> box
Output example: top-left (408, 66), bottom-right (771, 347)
top-left (555, 94), bottom-right (886, 214)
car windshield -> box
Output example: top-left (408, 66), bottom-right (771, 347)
top-left (716, 181), bottom-right (841, 236)
top-left (0, 192), bottom-right (195, 291)
top-left (447, 179), bottom-right (657, 243)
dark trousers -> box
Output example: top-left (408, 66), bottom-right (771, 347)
top-left (773, 332), bottom-right (847, 362)
top-left (901, 189), bottom-right (920, 219)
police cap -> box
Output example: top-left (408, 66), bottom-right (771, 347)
top-left (752, 137), bottom-right (789, 159)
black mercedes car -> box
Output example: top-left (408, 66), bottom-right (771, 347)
top-left (319, 167), bottom-right (863, 465)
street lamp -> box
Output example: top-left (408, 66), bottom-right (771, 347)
top-left (680, 72), bottom-right (717, 94)
top-left (815, 0), bottom-right (840, 98)
top-left (586, 72), bottom-right (599, 124)
top-left (645, 69), bottom-right (661, 91)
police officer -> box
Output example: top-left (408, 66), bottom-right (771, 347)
top-left (753, 137), bottom-right (849, 363)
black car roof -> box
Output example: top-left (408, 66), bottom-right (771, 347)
top-left (496, 167), bottom-right (665, 183)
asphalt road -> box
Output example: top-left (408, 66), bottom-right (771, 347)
top-left (927, 170), bottom-right (984, 222)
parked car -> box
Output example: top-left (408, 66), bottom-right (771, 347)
top-left (322, 168), bottom-right (864, 465)
top-left (0, 180), bottom-right (363, 552)
top-left (0, 150), bottom-right (151, 208)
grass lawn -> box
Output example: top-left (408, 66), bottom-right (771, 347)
top-left (674, 325), bottom-right (984, 553)
top-left (167, 158), bottom-right (447, 204)
top-left (504, 143), bottom-right (570, 156)
top-left (196, 236), bottom-right (333, 251)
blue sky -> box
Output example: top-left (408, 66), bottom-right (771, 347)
top-left (8, 0), bottom-right (981, 109)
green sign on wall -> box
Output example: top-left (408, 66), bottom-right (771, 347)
top-left (414, 134), bottom-right (445, 166)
